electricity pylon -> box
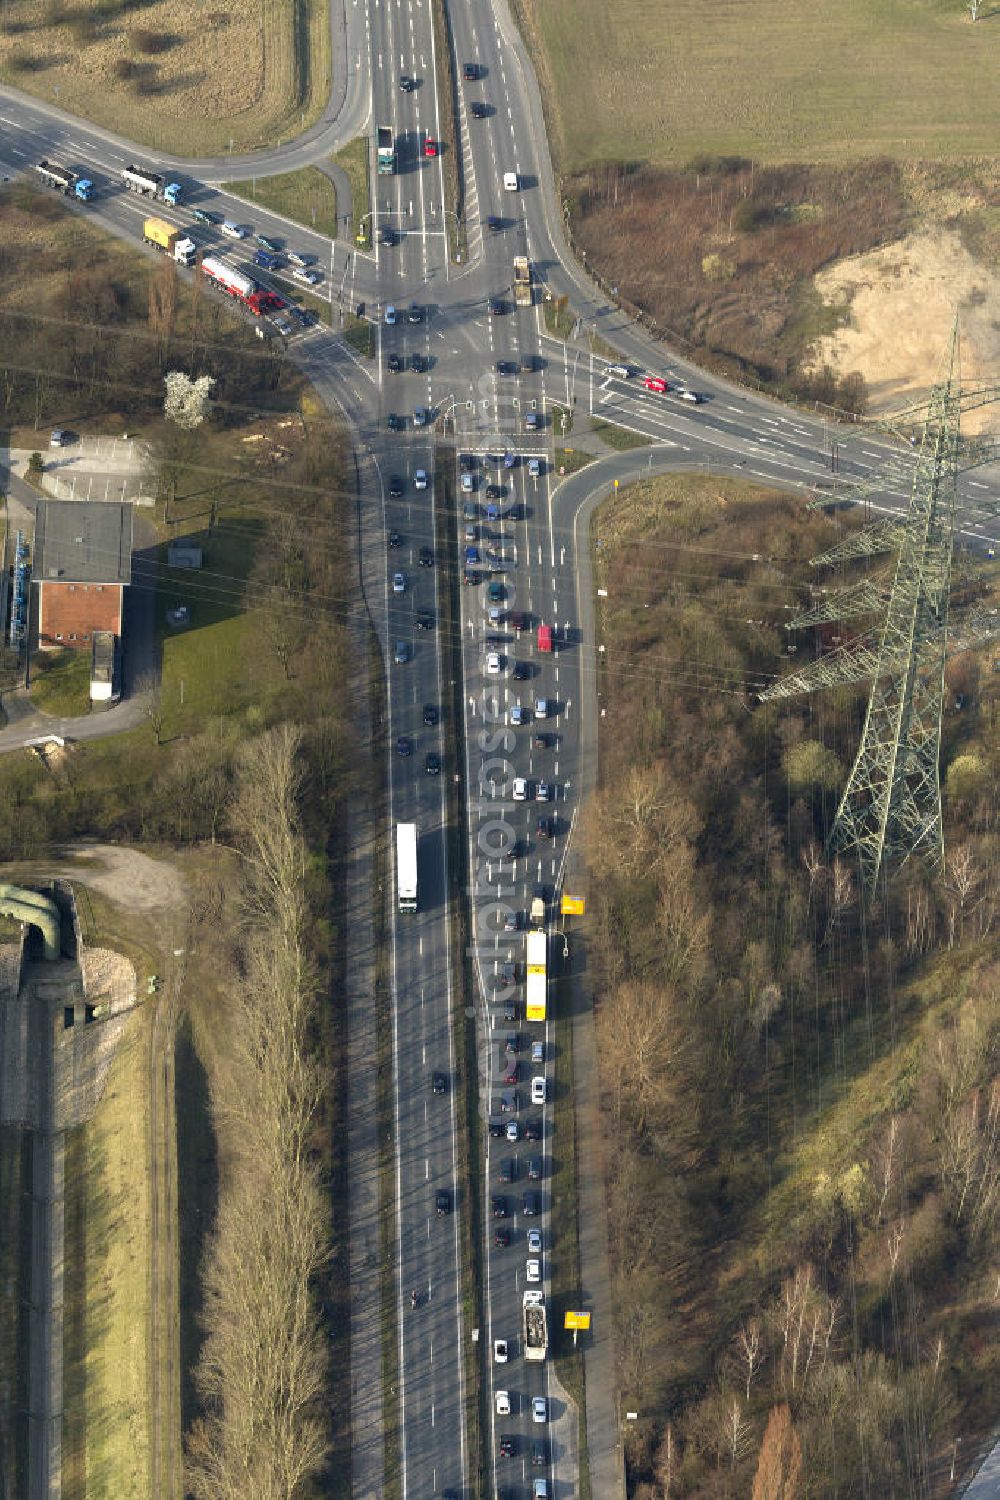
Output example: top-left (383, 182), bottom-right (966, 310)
top-left (760, 330), bottom-right (999, 895)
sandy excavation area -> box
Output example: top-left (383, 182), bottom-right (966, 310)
top-left (808, 227), bottom-right (1000, 437)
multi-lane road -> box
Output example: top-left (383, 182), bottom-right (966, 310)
top-left (2, 0), bottom-right (999, 1495)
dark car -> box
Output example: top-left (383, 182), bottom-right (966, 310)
top-left (531, 1441), bottom-right (547, 1467)
top-left (496, 360), bottom-right (517, 377)
top-left (411, 352), bottom-right (426, 373)
top-left (417, 609), bottom-right (434, 630)
top-left (397, 736), bottom-right (413, 756)
top-left (387, 413), bottom-right (401, 431)
top-left (463, 61), bottom-right (479, 80)
top-left (524, 1118), bottom-right (542, 1142)
top-left (527, 1157), bottom-right (542, 1180)
top-left (533, 734), bottom-right (550, 750)
top-left (486, 483), bottom-right (506, 500)
top-left (425, 751), bottom-right (441, 775)
top-left (522, 1191), bottom-right (539, 1217)
top-left (501, 961), bottom-right (518, 986)
top-left (433, 1072), bottom-right (447, 1094)
top-left (499, 1158), bottom-right (515, 1184)
top-left (503, 1000), bottom-right (518, 1022)
top-left (490, 297), bottom-right (506, 315)
top-left (423, 703), bottom-right (439, 726)
top-left (388, 476), bottom-right (404, 499)
top-left (419, 545), bottom-right (434, 567)
top-left (388, 528), bottom-right (402, 547)
top-left (400, 72), bottom-right (416, 90)
top-left (489, 1119), bottom-right (505, 1139)
top-left (463, 569), bottom-right (481, 586)
top-left (436, 1190), bottom-right (451, 1215)
top-left (494, 1226), bottom-right (510, 1245)
top-left (487, 215), bottom-right (503, 232)
top-left (408, 302), bottom-right (422, 324)
top-left (499, 1436), bottom-right (515, 1458)
top-left (509, 611), bottom-right (527, 630)
top-left (536, 816), bottom-right (553, 839)
top-left (192, 207), bottom-right (218, 226)
top-left (387, 353), bottom-right (402, 373)
top-left (505, 1032), bottom-right (519, 1055)
top-left (492, 1195), bottom-right (507, 1218)
top-left (380, 226), bottom-right (396, 246)
top-left (513, 661), bottom-right (530, 680)
top-left (471, 101), bottom-right (489, 119)
top-left (488, 581), bottom-right (505, 603)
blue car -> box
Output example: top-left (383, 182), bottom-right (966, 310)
top-left (465, 546), bottom-right (480, 566)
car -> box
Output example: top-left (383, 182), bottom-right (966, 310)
top-left (387, 352), bottom-right (402, 373)
top-left (408, 302), bottom-right (422, 324)
top-left (413, 406), bottom-right (427, 428)
top-left (535, 698), bottom-right (549, 719)
top-left (536, 816), bottom-right (553, 839)
top-left (380, 226), bottom-right (396, 247)
top-left (505, 1032), bottom-right (519, 1055)
top-left (192, 207), bottom-right (217, 226)
top-left (463, 501), bottom-right (478, 520)
top-left (422, 751), bottom-right (440, 779)
top-left (423, 137), bottom-right (438, 158)
top-left (532, 1397), bottom-right (547, 1424)
top-left (503, 450), bottom-right (516, 468)
top-left (533, 1479), bottom-right (550, 1500)
top-left (644, 375), bottom-right (669, 393)
top-left (384, 304), bottom-right (397, 325)
top-left (503, 911), bottom-right (519, 933)
top-left (526, 1257), bottom-right (541, 1283)
top-left (531, 1040), bottom-right (544, 1064)
top-left (465, 545), bottom-right (481, 566)
top-left (411, 352), bottom-right (426, 373)
top-left (492, 1195), bottom-right (507, 1218)
top-left (432, 1072), bottom-right (447, 1094)
top-left (525, 1118), bottom-right (542, 1142)
top-left (463, 61), bottom-right (479, 79)
top-left (502, 998), bottom-right (518, 1021)
top-left (533, 734), bottom-right (550, 751)
top-left (487, 215), bottom-right (503, 232)
top-left (488, 581), bottom-right (505, 603)
top-left (527, 457), bottom-right (541, 478)
top-left (423, 703), bottom-right (439, 726)
top-left (287, 250), bottom-right (312, 267)
top-left (471, 101), bottom-right (488, 119)
top-left (400, 72), bottom-right (415, 90)
top-left (676, 388), bottom-right (702, 403)
top-left (486, 483), bottom-right (506, 501)
top-left (527, 1228), bottom-right (542, 1254)
top-left (494, 1338), bottom-right (509, 1363)
top-left (527, 1157), bottom-right (542, 1180)
top-left (608, 362), bottom-right (631, 378)
top-left (503, 171), bottom-right (518, 191)
top-left (501, 960), bottom-right (518, 985)
top-left (417, 609), bottom-right (434, 631)
top-left (513, 661), bottom-right (530, 681)
top-left (414, 469), bottom-right (429, 490)
top-left (288, 305), bottom-right (315, 327)
top-left (486, 652), bottom-right (503, 675)
top-left (505, 1118), bottom-right (519, 1141)
top-left (256, 233), bottom-right (281, 251)
top-left (419, 545), bottom-right (434, 567)
top-left (387, 530), bottom-right (402, 550)
top-left (510, 704), bottom-right (526, 726)
top-left (525, 410), bottom-right (539, 431)
top-left (499, 1158), bottom-right (515, 1183)
top-left (494, 1226), bottom-right (511, 1246)
top-left (392, 571), bottom-right (406, 594)
top-left (531, 1076), bottom-right (546, 1104)
top-left (272, 317), bottom-right (294, 336)
top-left (49, 427), bottom-right (70, 448)
top-left (489, 1118), bottom-right (505, 1137)
top-left (387, 413), bottom-right (401, 431)
top-left (388, 476), bottom-right (404, 498)
top-left (537, 782), bottom-right (551, 802)
top-left (397, 735), bottom-right (412, 756)
top-left (436, 1189), bottom-right (451, 1215)
top-left (485, 502), bottom-right (500, 523)
top-left (463, 569), bottom-right (481, 587)
top-left (461, 471), bottom-right (475, 493)
top-left (220, 221), bottom-right (246, 239)
top-left (394, 640), bottom-right (409, 663)
top-left (496, 1391), bottom-right (511, 1417)
top-left (523, 1190), bottom-right (539, 1216)
top-left (531, 1440), bottom-right (547, 1467)
top-left (496, 359), bottom-right (517, 376)
top-left (499, 1435), bottom-right (515, 1458)
top-left (513, 777), bottom-right (528, 801)
top-left (490, 298), bottom-right (506, 316)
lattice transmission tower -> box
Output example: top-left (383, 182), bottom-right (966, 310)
top-left (760, 330), bottom-right (1000, 896)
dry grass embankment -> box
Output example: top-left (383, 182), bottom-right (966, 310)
top-left (0, 0), bottom-right (330, 156)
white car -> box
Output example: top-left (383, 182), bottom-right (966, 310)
top-left (293, 267), bottom-right (322, 285)
top-left (513, 777), bottom-right (528, 801)
top-left (486, 652), bottom-right (503, 675)
top-left (414, 468), bottom-right (428, 490)
top-left (536, 782), bottom-right (551, 802)
top-left (220, 221), bottom-right (246, 239)
top-left (510, 704), bottom-right (526, 726)
top-left (531, 1076), bottom-right (546, 1105)
top-left (527, 1228), bottom-right (542, 1254)
top-left (532, 1396), bottom-right (547, 1424)
top-left (496, 1390), bottom-right (511, 1416)
top-left (503, 171), bottom-right (518, 191)
top-left (385, 304), bottom-right (397, 325)
top-left (676, 388), bottom-right (701, 403)
top-left (526, 1258), bottom-right (541, 1283)
top-left (608, 363), bottom-right (631, 378)
top-left (505, 1118), bottom-right (519, 1142)
top-left (392, 572), bottom-right (406, 594)
top-left (528, 457), bottom-right (541, 478)
top-left (461, 471), bottom-right (474, 492)
top-left (494, 1338), bottom-right (509, 1363)
top-left (287, 251), bottom-right (312, 267)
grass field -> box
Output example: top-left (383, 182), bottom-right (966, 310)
top-left (228, 167), bottom-right (337, 240)
top-left (528, 0), bottom-right (1000, 170)
top-left (29, 648), bottom-right (92, 716)
top-left (0, 0), bottom-right (330, 156)
top-left (331, 138), bottom-right (370, 241)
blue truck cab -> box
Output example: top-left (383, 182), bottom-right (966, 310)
top-left (163, 182), bottom-right (183, 206)
top-left (74, 179), bottom-right (94, 201)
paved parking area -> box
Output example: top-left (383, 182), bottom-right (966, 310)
top-left (5, 437), bottom-right (155, 506)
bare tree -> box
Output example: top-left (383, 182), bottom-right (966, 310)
top-left (738, 1317), bottom-right (766, 1401)
top-left (133, 669), bottom-right (165, 746)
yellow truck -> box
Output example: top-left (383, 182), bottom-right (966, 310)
top-left (143, 216), bottom-right (196, 267)
top-left (513, 255), bottom-right (532, 308)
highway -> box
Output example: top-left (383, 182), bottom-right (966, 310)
top-left (2, 1), bottom-right (1000, 1494)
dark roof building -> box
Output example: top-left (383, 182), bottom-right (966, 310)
top-left (33, 501), bottom-right (133, 651)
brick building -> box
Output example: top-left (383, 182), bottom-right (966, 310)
top-left (34, 501), bottom-right (133, 651)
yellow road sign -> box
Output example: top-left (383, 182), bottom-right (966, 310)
top-left (561, 895), bottom-right (585, 916)
top-left (564, 1310), bottom-right (592, 1331)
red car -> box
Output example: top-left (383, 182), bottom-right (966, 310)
top-left (644, 375), bottom-right (669, 393)
top-left (424, 137), bottom-right (438, 158)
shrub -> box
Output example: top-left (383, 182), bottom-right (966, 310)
top-left (131, 27), bottom-right (172, 54)
top-left (27, 452), bottom-right (44, 474)
top-left (112, 56), bottom-right (136, 80)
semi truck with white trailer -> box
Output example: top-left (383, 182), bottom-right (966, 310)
top-left (523, 1290), bottom-right (548, 1361)
top-left (396, 822), bottom-right (418, 912)
top-left (526, 929), bottom-right (547, 1022)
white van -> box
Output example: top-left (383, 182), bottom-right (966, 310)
top-left (503, 172), bottom-right (518, 191)
top-left (220, 221), bottom-right (246, 239)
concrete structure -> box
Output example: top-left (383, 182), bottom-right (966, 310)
top-left (33, 500), bottom-right (132, 650)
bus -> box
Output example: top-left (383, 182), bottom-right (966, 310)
top-left (525, 929), bottom-right (547, 1021)
top-left (396, 823), bottom-right (418, 912)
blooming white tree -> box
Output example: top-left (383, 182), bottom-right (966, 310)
top-left (164, 371), bottom-right (215, 429)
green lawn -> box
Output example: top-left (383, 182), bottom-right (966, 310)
top-left (590, 419), bottom-right (652, 451)
top-left (29, 649), bottom-right (91, 717)
top-left (331, 138), bottom-right (371, 241)
top-left (227, 167), bottom-right (337, 240)
top-left (530, 0), bottom-right (1000, 169)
